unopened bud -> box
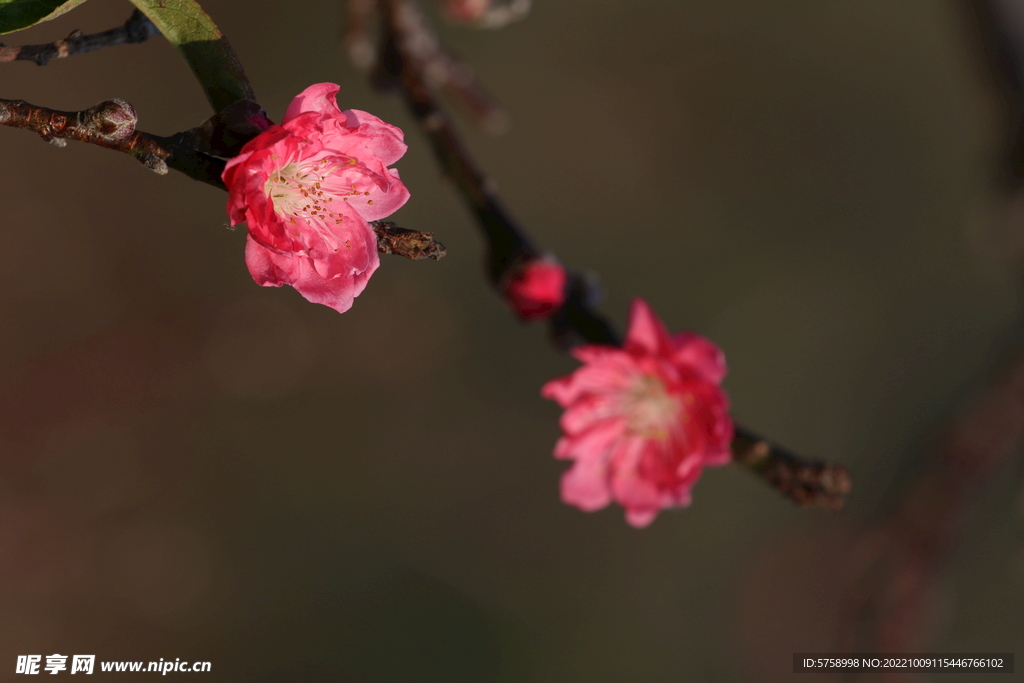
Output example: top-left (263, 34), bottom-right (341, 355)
top-left (85, 99), bottom-right (137, 140)
top-left (502, 255), bottom-right (568, 320)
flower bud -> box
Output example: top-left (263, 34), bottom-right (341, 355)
top-left (502, 256), bottom-right (568, 320)
top-left (87, 99), bottom-right (137, 141)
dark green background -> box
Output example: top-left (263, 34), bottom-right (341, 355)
top-left (0, 1), bottom-right (1021, 681)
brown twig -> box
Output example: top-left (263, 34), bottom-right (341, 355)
top-left (732, 429), bottom-right (852, 510)
top-left (365, 0), bottom-right (507, 132)
top-left (961, 0), bottom-right (1024, 188)
top-left (376, 0), bottom-right (851, 510)
top-left (0, 97), bottom-right (227, 188)
top-left (0, 9), bottom-right (158, 67)
top-left (372, 220), bottom-right (447, 259)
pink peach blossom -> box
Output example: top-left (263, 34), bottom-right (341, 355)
top-left (223, 83), bottom-right (410, 313)
top-left (503, 257), bottom-right (567, 320)
top-left (542, 299), bottom-right (733, 527)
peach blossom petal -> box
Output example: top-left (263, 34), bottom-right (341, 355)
top-left (283, 82), bottom-right (343, 122)
top-left (623, 298), bottom-right (674, 357)
top-left (673, 331), bottom-right (727, 383)
top-left (561, 458), bottom-right (613, 512)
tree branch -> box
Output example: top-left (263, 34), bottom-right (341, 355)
top-left (375, 0), bottom-right (850, 509)
top-left (732, 429), bottom-right (851, 510)
top-left (358, 0), bottom-right (506, 131)
top-left (0, 97), bottom-right (227, 188)
top-left (0, 9), bottom-right (158, 67)
top-left (961, 0), bottom-right (1024, 188)
top-left (0, 97), bottom-right (447, 262)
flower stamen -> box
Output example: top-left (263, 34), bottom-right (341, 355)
top-left (621, 374), bottom-right (679, 439)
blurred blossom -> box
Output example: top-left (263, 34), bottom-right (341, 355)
top-left (542, 299), bottom-right (733, 527)
top-left (441, 0), bottom-right (531, 27)
top-left (502, 257), bottom-right (567, 320)
top-left (443, 0), bottom-right (490, 23)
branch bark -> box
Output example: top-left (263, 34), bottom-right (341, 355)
top-left (0, 97), bottom-right (227, 187)
top-left (0, 9), bottom-right (158, 66)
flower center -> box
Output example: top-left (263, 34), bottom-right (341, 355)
top-left (621, 374), bottom-right (679, 439)
top-left (265, 157), bottom-right (369, 230)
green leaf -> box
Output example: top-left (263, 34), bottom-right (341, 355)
top-left (129, 0), bottom-right (253, 113)
top-left (0, 0), bottom-right (89, 35)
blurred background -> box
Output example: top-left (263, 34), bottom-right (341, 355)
top-left (1, 0), bottom-right (1023, 681)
